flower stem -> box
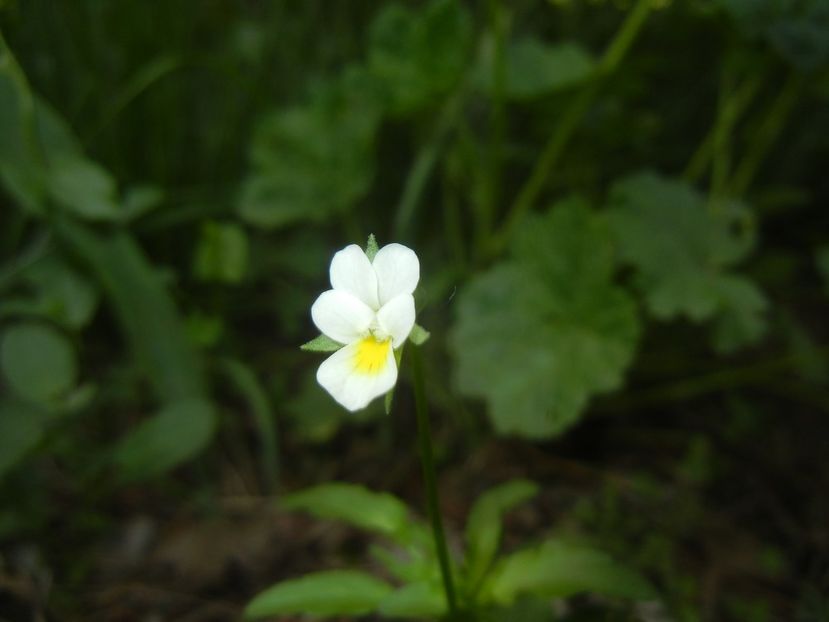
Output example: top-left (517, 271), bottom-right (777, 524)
top-left (410, 345), bottom-right (458, 617)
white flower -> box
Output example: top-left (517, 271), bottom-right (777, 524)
top-left (310, 242), bottom-right (419, 411)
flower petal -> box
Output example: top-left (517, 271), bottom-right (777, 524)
top-left (376, 293), bottom-right (416, 348)
top-left (372, 243), bottom-right (419, 306)
top-left (330, 244), bottom-right (380, 309)
top-left (316, 340), bottom-right (397, 411)
top-left (311, 290), bottom-right (374, 345)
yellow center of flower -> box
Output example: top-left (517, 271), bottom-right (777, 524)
top-left (353, 336), bottom-right (392, 375)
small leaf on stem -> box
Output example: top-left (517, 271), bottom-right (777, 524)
top-left (300, 334), bottom-right (343, 352)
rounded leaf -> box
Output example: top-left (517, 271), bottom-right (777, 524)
top-left (1, 322), bottom-right (77, 404)
top-left (450, 198), bottom-right (640, 439)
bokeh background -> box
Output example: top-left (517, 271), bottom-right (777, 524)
top-left (1, 0), bottom-right (828, 620)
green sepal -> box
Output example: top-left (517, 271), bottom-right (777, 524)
top-left (366, 233), bottom-right (379, 261)
top-left (300, 334), bottom-right (343, 352)
top-left (409, 323), bottom-right (430, 345)
top-left (384, 344), bottom-right (405, 414)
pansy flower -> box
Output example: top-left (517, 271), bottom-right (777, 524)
top-left (309, 241), bottom-right (419, 411)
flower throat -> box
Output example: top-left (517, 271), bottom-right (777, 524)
top-left (353, 336), bottom-right (391, 374)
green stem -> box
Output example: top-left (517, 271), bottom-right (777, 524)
top-left (710, 69), bottom-right (735, 200)
top-left (393, 93), bottom-right (464, 238)
top-left (478, 0), bottom-right (508, 255)
top-left (598, 344), bottom-right (829, 414)
top-left (491, 0), bottom-right (652, 253)
top-left (86, 55), bottom-right (183, 144)
top-left (442, 162), bottom-right (467, 269)
top-left (410, 345), bottom-right (458, 617)
top-left (729, 73), bottom-right (801, 196)
top-left (684, 70), bottom-right (763, 184)
top-left (217, 358), bottom-right (280, 493)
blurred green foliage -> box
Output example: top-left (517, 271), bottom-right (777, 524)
top-left (450, 198), bottom-right (640, 438)
top-left (246, 481), bottom-right (653, 619)
top-left (607, 171), bottom-right (768, 352)
top-left (0, 0), bottom-right (828, 618)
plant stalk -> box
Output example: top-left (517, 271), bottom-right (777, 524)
top-left (492, 0), bottom-right (652, 253)
top-left (683, 70), bottom-right (763, 184)
top-left (410, 345), bottom-right (458, 617)
top-left (393, 92), bottom-right (464, 238)
top-left (729, 72), bottom-right (801, 196)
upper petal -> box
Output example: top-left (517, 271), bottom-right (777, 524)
top-left (376, 293), bottom-right (416, 348)
top-left (316, 340), bottom-right (398, 411)
top-left (330, 244), bottom-right (379, 309)
top-left (311, 290), bottom-right (374, 345)
top-left (372, 243), bottom-right (419, 306)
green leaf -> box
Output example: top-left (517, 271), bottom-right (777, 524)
top-left (245, 570), bottom-right (392, 619)
top-left (368, 0), bottom-right (472, 114)
top-left (0, 47), bottom-right (120, 221)
top-left (122, 184), bottom-right (164, 221)
top-left (239, 67), bottom-right (382, 229)
top-left (718, 0), bottom-right (829, 71)
top-left (378, 581), bottom-right (447, 618)
top-left (482, 38), bottom-right (595, 100)
top-left (784, 314), bottom-right (829, 384)
top-left (384, 387), bottom-right (395, 415)
top-left (54, 220), bottom-right (217, 475)
top-left (46, 156), bottom-right (120, 221)
top-left (0, 399), bottom-right (47, 479)
top-left (370, 538), bottom-right (436, 585)
top-left (0, 46), bottom-right (80, 214)
top-left (485, 539), bottom-right (657, 605)
top-left (15, 255), bottom-right (99, 329)
top-left (712, 275), bottom-right (768, 354)
top-left (282, 482), bottom-right (412, 541)
top-left (300, 334), bottom-right (344, 352)
top-left (0, 321), bottom-right (77, 404)
top-left (55, 221), bottom-right (207, 402)
top-left (450, 198), bottom-right (640, 439)
top-left (114, 398), bottom-right (216, 481)
top-left (607, 172), bottom-right (768, 350)
top-left (366, 233), bottom-right (380, 261)
top-left (193, 221), bottom-right (249, 284)
top-left (384, 345), bottom-right (406, 414)
top-left (408, 323), bottom-right (430, 346)
top-left (465, 480), bottom-right (539, 587)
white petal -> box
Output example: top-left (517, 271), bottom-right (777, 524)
top-left (316, 340), bottom-right (398, 411)
top-left (372, 243), bottom-right (419, 306)
top-left (376, 293), bottom-right (416, 348)
top-left (330, 244), bottom-right (379, 309)
top-left (311, 290), bottom-right (374, 345)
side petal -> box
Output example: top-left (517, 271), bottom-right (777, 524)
top-left (372, 243), bottom-right (419, 306)
top-left (376, 293), bottom-right (416, 348)
top-left (311, 290), bottom-right (374, 345)
top-left (330, 244), bottom-right (380, 309)
top-left (316, 341), bottom-right (398, 412)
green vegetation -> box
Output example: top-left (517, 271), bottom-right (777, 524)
top-left (1, 0), bottom-right (827, 619)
